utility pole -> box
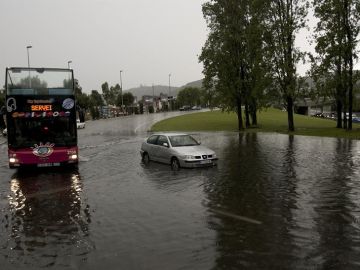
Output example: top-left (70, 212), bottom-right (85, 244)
top-left (152, 83), bottom-right (155, 112)
top-left (168, 73), bottom-right (171, 111)
top-left (26, 45), bottom-right (32, 87)
top-left (120, 70), bottom-right (124, 114)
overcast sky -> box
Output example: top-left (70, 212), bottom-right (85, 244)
top-left (0, 1), bottom-right (357, 93)
top-left (0, 0), bottom-right (209, 92)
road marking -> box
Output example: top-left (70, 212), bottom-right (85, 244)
top-left (210, 208), bottom-right (262, 225)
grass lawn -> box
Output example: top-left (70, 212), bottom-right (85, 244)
top-left (151, 108), bottom-right (360, 139)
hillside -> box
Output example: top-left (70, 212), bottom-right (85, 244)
top-left (127, 79), bottom-right (204, 99)
top-left (180, 79), bottom-right (203, 89)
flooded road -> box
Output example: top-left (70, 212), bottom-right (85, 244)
top-left (1, 112), bottom-right (360, 269)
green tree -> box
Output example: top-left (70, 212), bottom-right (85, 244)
top-left (74, 79), bottom-right (91, 110)
top-left (312, 0), bottom-right (360, 130)
top-left (89, 90), bottom-right (103, 120)
top-left (264, 0), bottom-right (309, 131)
top-left (200, 0), bottom-right (269, 130)
top-left (122, 92), bottom-right (135, 106)
top-left (77, 93), bottom-right (90, 110)
top-left (101, 82), bottom-right (111, 105)
top-left (110, 84), bottom-right (121, 105)
top-left (90, 90), bottom-right (104, 107)
top-left (177, 87), bottom-right (201, 107)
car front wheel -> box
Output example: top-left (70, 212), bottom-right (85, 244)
top-left (142, 152), bottom-right (150, 164)
top-left (171, 157), bottom-right (180, 171)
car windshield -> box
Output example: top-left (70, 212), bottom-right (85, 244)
top-left (169, 135), bottom-right (199, 147)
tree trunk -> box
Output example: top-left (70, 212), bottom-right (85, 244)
top-left (245, 101), bottom-right (250, 128)
top-left (236, 96), bottom-right (244, 130)
top-left (251, 99), bottom-right (257, 125)
top-left (347, 55), bottom-right (353, 130)
top-left (335, 51), bottom-right (343, 128)
top-left (343, 108), bottom-right (348, 130)
top-left (345, 0), bottom-right (353, 130)
top-left (336, 100), bottom-right (342, 128)
top-left (287, 96), bottom-right (295, 132)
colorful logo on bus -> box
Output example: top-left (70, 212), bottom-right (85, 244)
top-left (12, 111), bottom-right (71, 118)
top-left (32, 142), bottom-right (55, 157)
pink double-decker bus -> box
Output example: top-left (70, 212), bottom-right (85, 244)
top-left (5, 67), bottom-right (78, 168)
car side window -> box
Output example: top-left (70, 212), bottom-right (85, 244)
top-left (157, 135), bottom-right (168, 146)
top-left (147, 135), bottom-right (159, 145)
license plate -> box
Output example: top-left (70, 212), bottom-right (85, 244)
top-left (200, 160), bottom-right (212, 164)
top-left (37, 163), bottom-right (60, 167)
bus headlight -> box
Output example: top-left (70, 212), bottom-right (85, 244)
top-left (69, 154), bottom-right (78, 160)
top-left (9, 157), bottom-right (17, 163)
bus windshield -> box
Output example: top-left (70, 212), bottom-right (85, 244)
top-left (7, 68), bottom-right (74, 96)
top-left (11, 117), bottom-right (77, 148)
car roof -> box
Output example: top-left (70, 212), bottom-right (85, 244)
top-left (150, 133), bottom-right (189, 137)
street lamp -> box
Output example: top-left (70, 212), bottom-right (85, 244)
top-left (120, 70), bottom-right (124, 113)
top-left (152, 83), bottom-right (155, 112)
top-left (26, 45), bottom-right (32, 68)
top-left (26, 45), bottom-right (32, 87)
top-left (168, 73), bottom-right (171, 111)
top-left (168, 73), bottom-right (171, 96)
top-left (67, 60), bottom-right (72, 69)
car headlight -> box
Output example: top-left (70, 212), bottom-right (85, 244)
top-left (183, 155), bottom-right (195, 160)
top-left (212, 154), bottom-right (217, 158)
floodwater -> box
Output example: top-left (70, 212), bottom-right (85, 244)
top-left (1, 113), bottom-right (360, 269)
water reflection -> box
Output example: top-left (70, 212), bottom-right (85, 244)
top-left (1, 169), bottom-right (93, 269)
top-left (203, 133), bottom-right (360, 269)
top-left (312, 138), bottom-right (360, 269)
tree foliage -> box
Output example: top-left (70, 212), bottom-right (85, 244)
top-left (177, 87), bottom-right (201, 107)
top-left (101, 82), bottom-right (111, 105)
top-left (117, 92), bottom-right (135, 107)
top-left (264, 0), bottom-right (309, 131)
top-left (90, 90), bottom-right (104, 107)
top-left (200, 0), bottom-right (273, 130)
top-left (311, 0), bottom-right (360, 130)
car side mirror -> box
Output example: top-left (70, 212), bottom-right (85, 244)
top-left (163, 142), bottom-right (169, 148)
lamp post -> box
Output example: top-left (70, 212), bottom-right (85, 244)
top-left (168, 73), bottom-right (171, 96)
top-left (26, 45), bottom-right (32, 87)
top-left (67, 60), bottom-right (72, 69)
top-left (168, 73), bottom-right (171, 111)
top-left (152, 83), bottom-right (155, 112)
top-left (26, 45), bottom-right (32, 68)
top-left (120, 70), bottom-right (124, 113)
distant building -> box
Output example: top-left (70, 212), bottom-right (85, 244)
top-left (295, 97), bottom-right (334, 116)
top-left (141, 94), bottom-right (176, 113)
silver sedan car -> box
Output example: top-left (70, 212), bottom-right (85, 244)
top-left (140, 133), bottom-right (218, 170)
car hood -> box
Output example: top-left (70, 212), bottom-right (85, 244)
top-left (172, 145), bottom-right (215, 156)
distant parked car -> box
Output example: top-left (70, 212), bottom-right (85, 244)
top-left (312, 113), bottom-right (325, 118)
top-left (191, 106), bottom-right (201, 110)
top-left (76, 119), bottom-right (85, 129)
top-left (179, 106), bottom-right (191, 111)
top-left (352, 117), bottom-right (360, 123)
top-left (140, 133), bottom-right (218, 170)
